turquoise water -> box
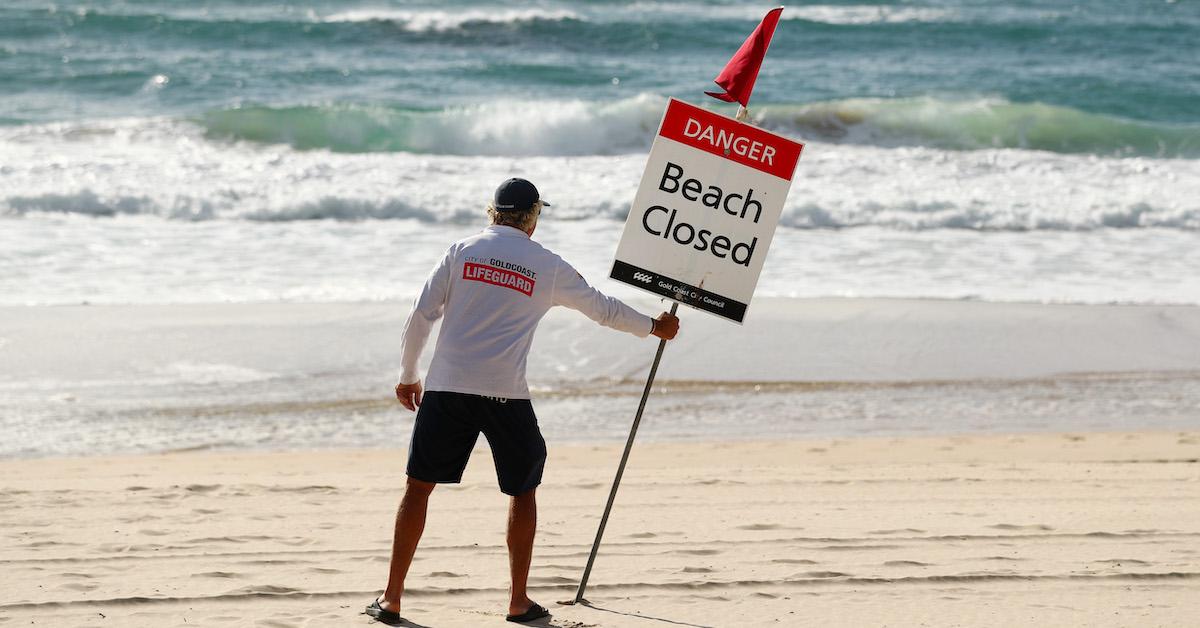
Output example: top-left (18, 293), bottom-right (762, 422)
top-left (2, 1), bottom-right (1199, 305)
top-left (2, 0), bottom-right (1198, 155)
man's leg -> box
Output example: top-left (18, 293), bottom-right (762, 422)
top-left (507, 487), bottom-right (537, 616)
top-left (379, 477), bottom-right (436, 613)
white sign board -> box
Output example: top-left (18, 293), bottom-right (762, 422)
top-left (611, 98), bottom-right (804, 323)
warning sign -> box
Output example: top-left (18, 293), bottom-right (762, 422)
top-left (611, 98), bottom-right (803, 323)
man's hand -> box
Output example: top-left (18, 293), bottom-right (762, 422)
top-left (651, 311), bottom-right (680, 340)
top-left (395, 380), bottom-right (423, 411)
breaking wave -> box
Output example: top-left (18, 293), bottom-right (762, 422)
top-left (199, 95), bottom-right (663, 156)
top-left (319, 5), bottom-right (956, 30)
top-left (320, 7), bottom-right (581, 32)
top-left (759, 98), bottom-right (1200, 158)
top-left (199, 95), bottom-right (1200, 158)
top-left (3, 104), bottom-right (1197, 231)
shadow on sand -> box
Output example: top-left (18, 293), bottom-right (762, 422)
top-left (557, 599), bottom-right (715, 628)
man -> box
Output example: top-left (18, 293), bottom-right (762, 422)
top-left (366, 178), bottom-right (680, 625)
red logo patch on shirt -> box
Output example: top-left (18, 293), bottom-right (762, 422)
top-left (463, 262), bottom-right (535, 297)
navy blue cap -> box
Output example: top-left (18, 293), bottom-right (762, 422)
top-left (493, 178), bottom-right (551, 212)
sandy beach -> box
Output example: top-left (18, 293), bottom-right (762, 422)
top-left (2, 298), bottom-right (1198, 627)
top-left (2, 431), bottom-right (1198, 627)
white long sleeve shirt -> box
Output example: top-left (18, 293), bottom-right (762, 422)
top-left (399, 225), bottom-right (654, 398)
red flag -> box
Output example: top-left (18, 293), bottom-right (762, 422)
top-left (705, 7), bottom-right (783, 107)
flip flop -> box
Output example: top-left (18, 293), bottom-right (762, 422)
top-left (506, 602), bottom-right (551, 623)
top-left (365, 598), bottom-right (403, 625)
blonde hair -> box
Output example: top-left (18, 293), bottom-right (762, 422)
top-left (487, 200), bottom-right (542, 232)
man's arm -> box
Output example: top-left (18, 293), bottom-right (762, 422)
top-left (552, 259), bottom-right (678, 340)
top-left (396, 249), bottom-right (453, 410)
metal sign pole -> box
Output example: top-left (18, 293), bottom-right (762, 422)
top-left (570, 301), bottom-right (679, 604)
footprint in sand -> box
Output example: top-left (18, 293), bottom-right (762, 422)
top-left (267, 485), bottom-right (338, 494)
top-left (884, 560), bottom-right (931, 567)
top-left (988, 523), bottom-right (1054, 531)
top-left (681, 566), bottom-right (714, 573)
top-left (771, 558), bottom-right (818, 565)
top-left (531, 575), bottom-right (575, 584)
top-left (276, 537), bottom-right (316, 546)
top-left (1095, 559), bottom-right (1151, 566)
top-left (736, 523), bottom-right (782, 531)
top-left (58, 582), bottom-right (98, 592)
top-left (628, 532), bottom-right (656, 539)
top-left (25, 540), bottom-right (72, 548)
top-left (800, 571), bottom-right (848, 578)
top-left (869, 528), bottom-right (925, 535)
top-left (118, 514), bottom-right (160, 523)
top-left (226, 585), bottom-right (301, 595)
top-left (193, 571), bottom-right (243, 579)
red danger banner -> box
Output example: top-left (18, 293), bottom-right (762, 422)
top-left (658, 99), bottom-right (803, 181)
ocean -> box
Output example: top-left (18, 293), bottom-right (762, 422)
top-left (2, 0), bottom-right (1198, 306)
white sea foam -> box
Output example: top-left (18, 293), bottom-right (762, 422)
top-left (624, 2), bottom-right (960, 25)
top-left (321, 7), bottom-right (579, 31)
top-left (8, 212), bottom-right (1200, 306)
top-left (2, 114), bottom-right (1196, 229)
top-left (164, 362), bottom-right (277, 385)
top-left (311, 3), bottom-right (1065, 34)
top-left (783, 5), bottom-right (956, 25)
top-left (2, 113), bottom-right (1199, 306)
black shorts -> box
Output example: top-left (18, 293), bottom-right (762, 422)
top-left (406, 391), bottom-right (547, 496)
